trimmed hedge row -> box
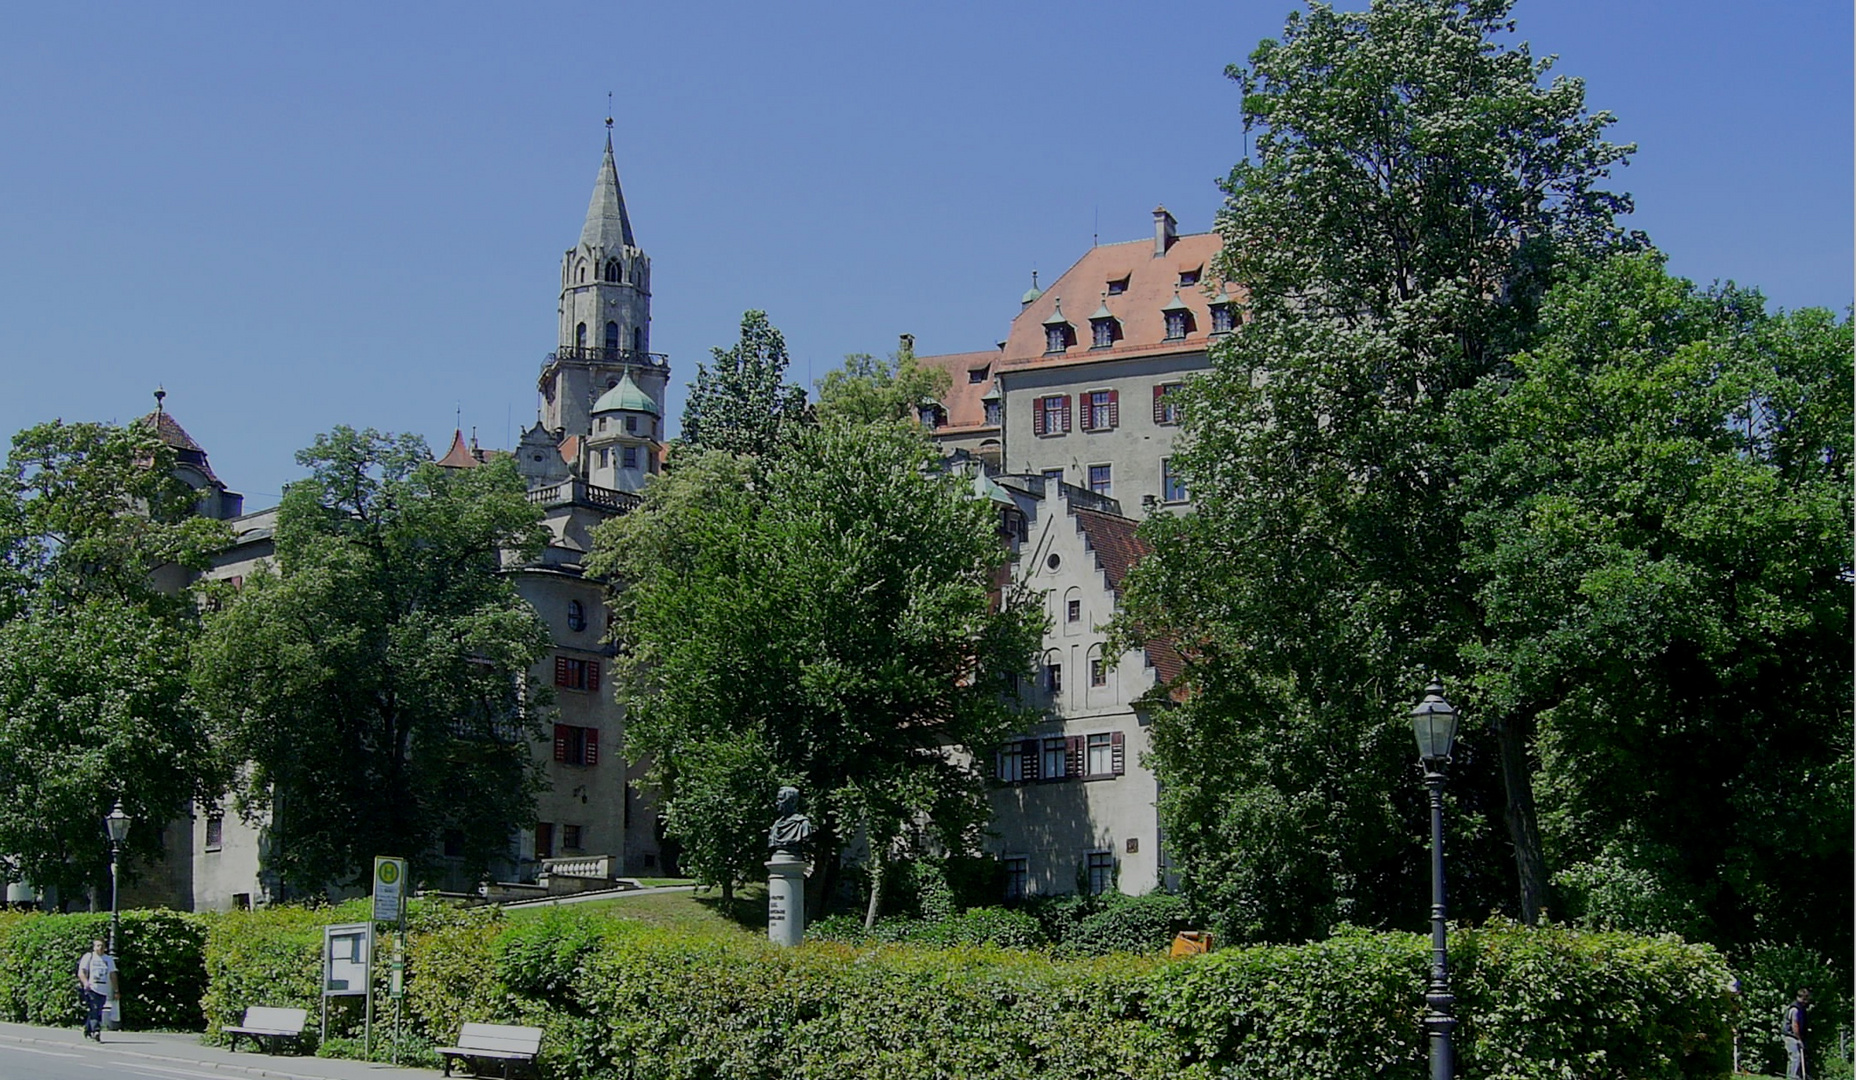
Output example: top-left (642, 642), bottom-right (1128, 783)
top-left (0, 910), bottom-right (206, 1031)
top-left (0, 903), bottom-right (1738, 1079)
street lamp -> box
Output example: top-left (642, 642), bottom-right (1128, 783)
top-left (1410, 681), bottom-right (1458, 1080)
top-left (104, 802), bottom-right (130, 955)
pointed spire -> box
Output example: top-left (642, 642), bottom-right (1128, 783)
top-left (580, 123), bottom-right (636, 251)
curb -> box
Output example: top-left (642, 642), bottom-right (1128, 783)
top-left (0, 1028), bottom-right (427, 1079)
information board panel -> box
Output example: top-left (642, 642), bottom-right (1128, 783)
top-left (323, 923), bottom-right (372, 997)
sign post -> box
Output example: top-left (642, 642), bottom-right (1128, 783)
top-left (369, 857), bottom-right (407, 1060)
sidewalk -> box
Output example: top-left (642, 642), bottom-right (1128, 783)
top-left (0, 1020), bottom-right (439, 1079)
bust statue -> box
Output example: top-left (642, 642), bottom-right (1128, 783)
top-left (768, 785), bottom-right (813, 855)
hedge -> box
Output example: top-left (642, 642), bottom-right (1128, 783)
top-left (0, 910), bottom-right (205, 1031)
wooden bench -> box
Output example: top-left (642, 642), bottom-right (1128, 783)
top-left (221, 1005), bottom-right (307, 1053)
top-left (437, 1022), bottom-right (543, 1079)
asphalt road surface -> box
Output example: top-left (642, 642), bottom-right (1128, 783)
top-left (0, 1037), bottom-right (228, 1080)
top-left (0, 1027), bottom-right (437, 1080)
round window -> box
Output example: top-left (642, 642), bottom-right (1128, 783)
top-left (1046, 553), bottom-right (1062, 571)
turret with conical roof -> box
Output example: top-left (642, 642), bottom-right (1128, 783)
top-left (586, 371), bottom-right (663, 493)
top-left (540, 124), bottom-right (669, 441)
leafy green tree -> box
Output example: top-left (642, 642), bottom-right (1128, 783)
top-left (191, 427), bottom-right (554, 896)
top-left (1453, 252), bottom-right (1852, 963)
top-left (0, 420), bottom-right (226, 907)
top-left (589, 421), bottom-right (1042, 916)
top-left (658, 733), bottom-right (778, 903)
top-left (680, 310), bottom-right (810, 456)
top-left (814, 339), bottom-right (951, 427)
top-left (1116, 0), bottom-right (1636, 940)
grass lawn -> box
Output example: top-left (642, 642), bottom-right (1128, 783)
top-left (506, 883), bottom-right (768, 940)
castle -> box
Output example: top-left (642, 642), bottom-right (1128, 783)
top-left (122, 130), bottom-right (1225, 910)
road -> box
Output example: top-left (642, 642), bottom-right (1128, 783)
top-left (0, 1025), bottom-right (436, 1080)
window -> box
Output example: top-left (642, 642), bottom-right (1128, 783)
top-left (919, 405), bottom-right (946, 429)
top-left (1082, 731), bottom-right (1125, 778)
top-left (606, 259), bottom-right (620, 282)
top-left (1091, 317), bottom-right (1118, 349)
top-left (605, 321), bottom-right (620, 351)
top-left (1033, 395), bottom-right (1071, 436)
top-left (1153, 383), bottom-right (1183, 425)
top-left (1004, 857), bottom-right (1028, 900)
top-left (1087, 732), bottom-right (1113, 772)
top-left (562, 824), bottom-right (584, 851)
top-left (1087, 851), bottom-right (1115, 895)
top-left (1083, 390), bottom-right (1118, 431)
top-left (1163, 459), bottom-right (1189, 503)
top-left (968, 366), bottom-right (989, 384)
top-left (1042, 738), bottom-right (1068, 779)
top-left (1211, 302), bottom-right (1235, 334)
top-left (625, 415), bottom-right (638, 433)
top-left (567, 600), bottom-right (587, 633)
top-left (576, 322), bottom-right (587, 347)
top-left (233, 893), bottom-right (251, 910)
top-left (633, 326), bottom-right (645, 353)
top-left (1164, 309), bottom-right (1192, 340)
top-left (1106, 275), bottom-right (1130, 295)
top-left (997, 743), bottom-right (1026, 783)
top-left (598, 447), bottom-right (609, 468)
top-left (204, 813), bottom-right (223, 852)
top-left (1042, 468), bottom-right (1064, 486)
top-left (535, 823), bottom-right (554, 860)
top-left (1178, 267), bottom-right (1201, 286)
top-left (1046, 662), bottom-right (1062, 694)
top-left (1088, 464), bottom-right (1111, 496)
top-left (1090, 659), bottom-right (1107, 687)
top-left (1045, 324), bottom-right (1073, 353)
top-left (553, 724), bottom-right (600, 766)
top-left (622, 446), bottom-right (639, 469)
top-left (1067, 599), bottom-right (1081, 623)
top-left (554, 656), bottom-right (601, 692)
top-left (984, 400), bottom-right (1002, 426)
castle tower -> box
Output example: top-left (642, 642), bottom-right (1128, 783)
top-left (539, 124), bottom-right (670, 438)
top-left (585, 372), bottom-right (663, 493)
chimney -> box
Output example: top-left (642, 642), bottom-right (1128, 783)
top-left (1153, 205), bottom-right (1177, 257)
top-left (898, 333), bottom-right (915, 359)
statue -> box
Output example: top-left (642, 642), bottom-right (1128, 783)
top-left (768, 785), bottom-right (813, 855)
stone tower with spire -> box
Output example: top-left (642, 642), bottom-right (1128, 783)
top-left (538, 125), bottom-right (670, 440)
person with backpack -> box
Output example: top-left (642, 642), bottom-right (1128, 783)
top-left (75, 939), bottom-right (115, 1042)
top-left (1783, 987), bottom-right (1811, 1079)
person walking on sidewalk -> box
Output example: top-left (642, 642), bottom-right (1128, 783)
top-left (1783, 986), bottom-right (1812, 1080)
top-left (76, 939), bottom-right (114, 1042)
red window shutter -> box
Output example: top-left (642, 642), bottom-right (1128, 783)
top-left (554, 656), bottom-right (570, 687)
top-left (1061, 396), bottom-right (1073, 433)
top-left (585, 728), bottom-right (599, 766)
top-left (1066, 736), bottom-right (1084, 778)
top-left (1111, 731), bottom-right (1126, 776)
top-left (553, 724), bottom-right (568, 762)
top-left (1033, 400), bottom-right (1046, 436)
top-left (587, 660), bottom-right (601, 693)
top-left (1107, 390), bottom-right (1119, 429)
top-left (1021, 739), bottom-right (1040, 781)
top-left (1154, 384), bottom-right (1166, 423)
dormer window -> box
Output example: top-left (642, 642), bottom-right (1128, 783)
top-left (1090, 299), bottom-right (1121, 349)
top-left (1161, 291), bottom-right (1195, 341)
top-left (919, 404), bottom-right (947, 429)
top-left (1042, 300), bottom-right (1075, 354)
top-left (984, 400), bottom-right (1002, 426)
top-left (1178, 266), bottom-right (1201, 286)
top-left (969, 366), bottom-right (990, 384)
top-left (1106, 275), bottom-right (1130, 296)
top-left (1211, 302), bottom-right (1236, 335)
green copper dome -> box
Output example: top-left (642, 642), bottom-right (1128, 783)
top-left (591, 372), bottom-right (660, 416)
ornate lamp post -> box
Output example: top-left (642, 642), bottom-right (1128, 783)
top-left (1410, 681), bottom-right (1459, 1080)
top-left (105, 802), bottom-right (130, 954)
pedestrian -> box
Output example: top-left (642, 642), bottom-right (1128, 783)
top-left (75, 938), bottom-right (114, 1042)
top-left (1783, 986), bottom-right (1811, 1080)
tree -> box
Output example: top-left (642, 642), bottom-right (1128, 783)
top-left (0, 420), bottom-right (226, 907)
top-left (680, 310), bottom-right (810, 456)
top-left (589, 421), bottom-right (1042, 917)
top-left (1452, 252), bottom-right (1852, 963)
top-left (1115, 0), bottom-right (1636, 940)
top-left (191, 428), bottom-right (554, 896)
top-left (813, 339), bottom-right (951, 427)
top-left (658, 732), bottom-right (778, 903)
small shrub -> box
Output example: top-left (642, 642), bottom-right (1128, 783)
top-left (1059, 893), bottom-right (1192, 957)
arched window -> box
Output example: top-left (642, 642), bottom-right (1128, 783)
top-left (578, 265), bottom-right (586, 283)
top-left (575, 323), bottom-right (587, 348)
top-left (605, 322), bottom-right (619, 352)
top-left (567, 600), bottom-right (587, 633)
top-left (606, 259), bottom-right (620, 282)
top-left (633, 326), bottom-right (645, 353)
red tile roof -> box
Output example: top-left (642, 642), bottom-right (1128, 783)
top-left (436, 430), bottom-right (482, 468)
top-left (136, 410), bottom-right (220, 483)
top-left (1071, 506), bottom-right (1185, 698)
top-left (558, 435), bottom-right (580, 464)
top-left (915, 349), bottom-right (1003, 432)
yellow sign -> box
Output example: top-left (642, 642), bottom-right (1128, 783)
top-left (371, 857), bottom-right (408, 922)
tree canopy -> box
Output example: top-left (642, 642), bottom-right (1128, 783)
top-left (191, 428), bottom-right (554, 895)
top-left (589, 420), bottom-right (1042, 910)
top-left (680, 310), bottom-right (810, 457)
top-left (813, 339), bottom-right (951, 428)
top-left (0, 420), bottom-right (226, 906)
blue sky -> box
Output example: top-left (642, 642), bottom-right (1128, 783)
top-left (1, 1), bottom-right (1848, 504)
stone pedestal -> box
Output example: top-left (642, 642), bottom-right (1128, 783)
top-left (765, 852), bottom-right (805, 947)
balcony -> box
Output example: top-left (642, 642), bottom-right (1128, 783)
top-left (526, 479), bottom-right (641, 514)
top-left (543, 346), bottom-right (670, 369)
